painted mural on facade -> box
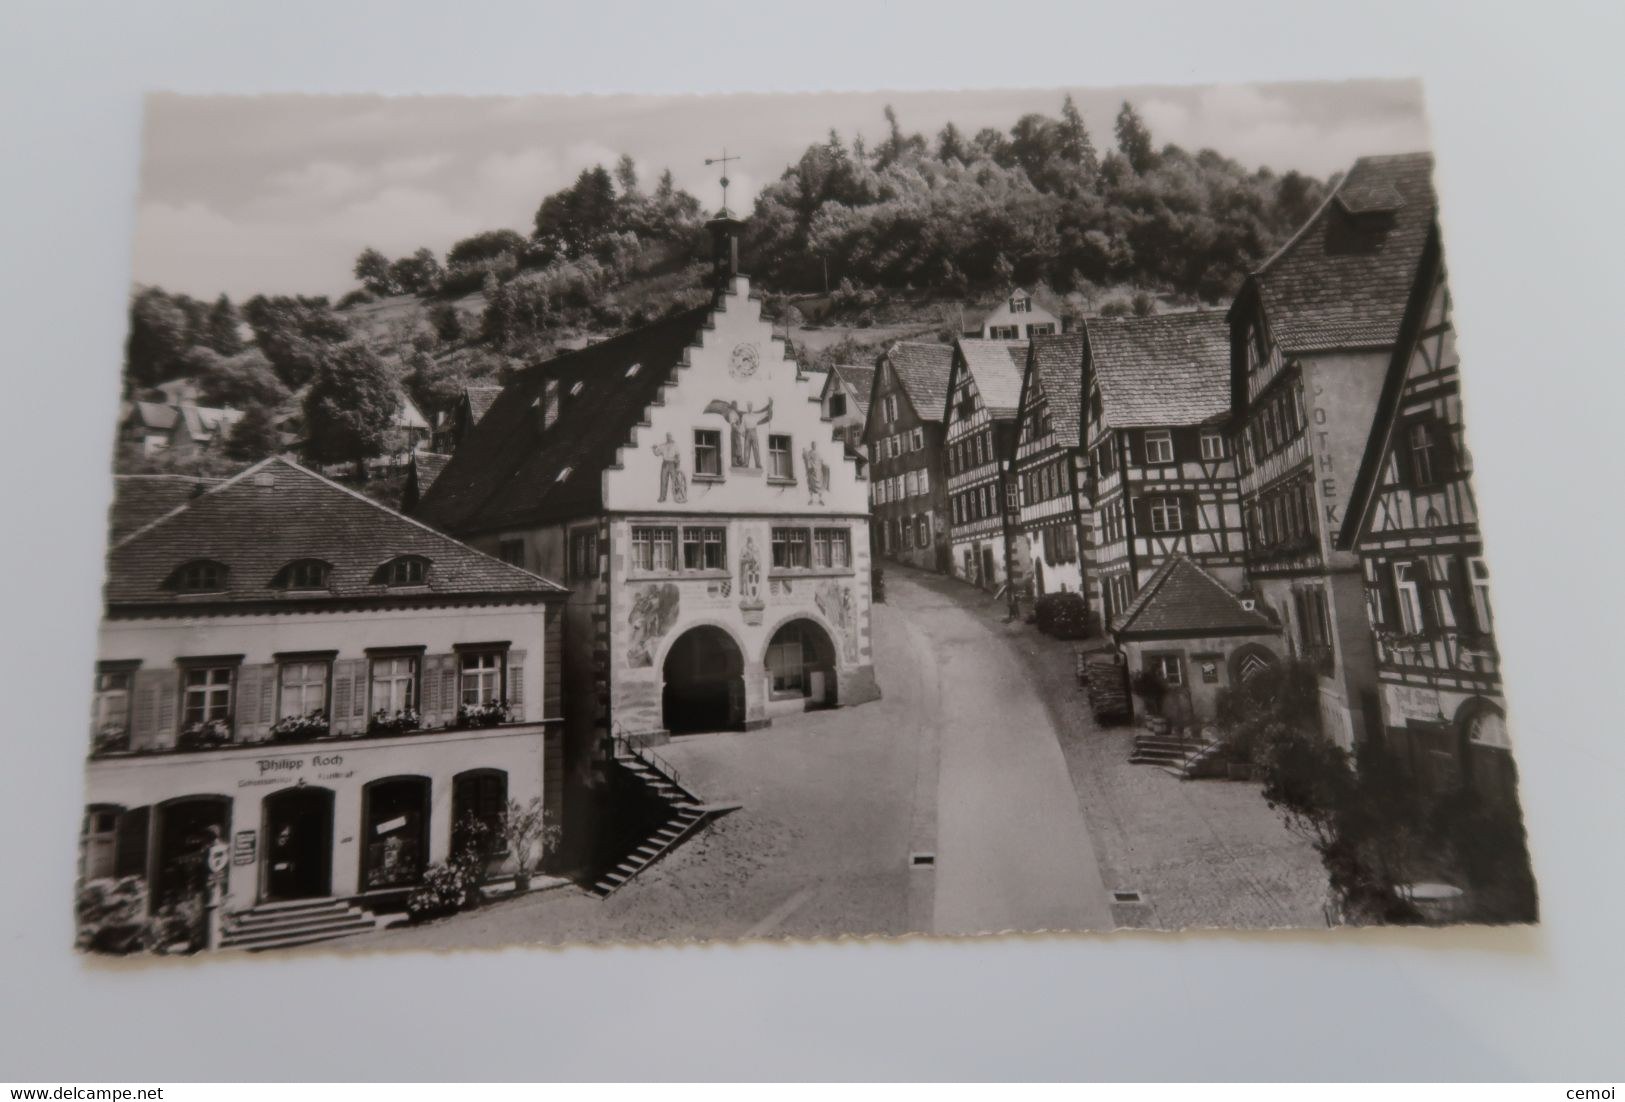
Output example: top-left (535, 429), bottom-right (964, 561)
top-left (815, 580), bottom-right (861, 662)
top-left (626, 582), bottom-right (681, 667)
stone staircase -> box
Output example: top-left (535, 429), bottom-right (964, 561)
top-left (589, 739), bottom-right (723, 899)
top-left (1129, 719), bottom-right (1221, 778)
top-left (220, 897), bottom-right (377, 952)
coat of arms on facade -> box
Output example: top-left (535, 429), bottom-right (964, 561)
top-left (738, 533), bottom-right (765, 625)
top-left (626, 583), bottom-right (680, 668)
top-left (728, 341), bottom-right (760, 379)
top-left (705, 398), bottom-right (773, 469)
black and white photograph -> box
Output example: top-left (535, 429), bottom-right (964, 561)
top-left (73, 79), bottom-right (1540, 956)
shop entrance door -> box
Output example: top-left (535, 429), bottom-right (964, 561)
top-left (262, 786), bottom-right (334, 901)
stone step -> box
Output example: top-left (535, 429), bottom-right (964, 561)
top-left (228, 907), bottom-right (366, 935)
top-left (222, 915), bottom-right (375, 949)
top-left (235, 925), bottom-right (377, 953)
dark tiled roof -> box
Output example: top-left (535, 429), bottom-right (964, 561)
top-left (956, 339), bottom-right (1028, 419)
top-left (1027, 332), bottom-right (1086, 446)
top-left (1112, 554), bottom-right (1276, 638)
top-left (1087, 312), bottom-right (1230, 428)
top-left (1249, 152), bottom-right (1436, 354)
top-left (883, 341), bottom-right (954, 423)
top-left (464, 385), bottom-right (504, 425)
top-left (415, 305), bottom-right (713, 534)
top-left (413, 451), bottom-right (452, 493)
top-left (107, 456), bottom-right (564, 609)
top-left (830, 364), bottom-right (875, 416)
top-left (108, 475), bottom-right (225, 544)
top-left (179, 404), bottom-right (243, 441)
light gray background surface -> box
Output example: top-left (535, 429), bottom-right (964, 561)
top-left (1, 0), bottom-right (1621, 1082)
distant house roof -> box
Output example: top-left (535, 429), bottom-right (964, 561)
top-left (400, 451), bottom-right (453, 516)
top-left (882, 341), bottom-right (954, 423)
top-left (108, 474), bottom-right (225, 543)
top-left (1112, 554), bottom-right (1277, 639)
top-left (1026, 332), bottom-right (1086, 447)
top-left (416, 304), bottom-right (714, 535)
top-left (275, 384), bottom-right (431, 435)
top-left (981, 288), bottom-right (1060, 333)
top-left (127, 401), bottom-right (178, 432)
top-left (178, 403), bottom-right (244, 442)
top-left (106, 456), bottom-right (564, 614)
top-left (464, 385), bottom-right (504, 425)
top-left (1086, 312), bottom-right (1231, 429)
top-left (954, 339), bottom-right (1028, 419)
top-left (828, 364), bottom-right (874, 416)
top-left (1241, 152), bottom-right (1436, 355)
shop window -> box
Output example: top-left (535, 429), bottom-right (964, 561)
top-left (452, 769), bottom-right (509, 872)
top-left (362, 777), bottom-right (429, 890)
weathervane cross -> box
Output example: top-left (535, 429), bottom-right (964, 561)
top-left (704, 147), bottom-right (740, 215)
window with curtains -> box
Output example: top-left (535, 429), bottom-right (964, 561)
top-left (771, 527), bottom-right (809, 569)
top-left (370, 655), bottom-right (418, 715)
top-left (182, 666), bottom-right (233, 727)
top-left (693, 429), bottom-right (723, 477)
top-left (630, 526), bottom-right (677, 572)
top-left (277, 660), bottom-right (329, 719)
top-left (460, 652), bottom-right (504, 706)
top-left (681, 526), bottom-right (726, 571)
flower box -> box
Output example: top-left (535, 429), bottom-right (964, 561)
top-left (368, 708), bottom-right (421, 737)
top-left (270, 710), bottom-right (330, 742)
top-left (177, 719), bottom-right (232, 751)
top-left (456, 700), bottom-right (512, 730)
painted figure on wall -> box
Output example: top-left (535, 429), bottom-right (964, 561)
top-left (653, 433), bottom-right (687, 503)
top-left (705, 398), bottom-right (773, 469)
top-left (803, 439), bottom-right (830, 505)
top-left (815, 580), bottom-right (860, 662)
top-left (627, 583), bottom-right (680, 668)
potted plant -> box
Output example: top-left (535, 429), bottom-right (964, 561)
top-left (177, 718), bottom-right (232, 751)
top-left (367, 707), bottom-right (421, 737)
top-left (497, 797), bottom-right (559, 892)
top-left (456, 699), bottom-right (511, 729)
top-left (269, 709), bottom-right (330, 742)
top-left (92, 725), bottom-right (130, 756)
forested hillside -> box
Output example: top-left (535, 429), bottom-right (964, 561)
top-left (116, 97), bottom-right (1327, 481)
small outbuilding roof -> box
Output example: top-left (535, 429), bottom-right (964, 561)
top-left (1112, 554), bottom-right (1276, 638)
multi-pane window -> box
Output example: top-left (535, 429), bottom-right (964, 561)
top-left (812, 528), bottom-right (851, 569)
top-left (183, 666), bottom-right (233, 727)
top-left (1149, 654), bottom-right (1184, 687)
top-left (1144, 430), bottom-right (1174, 465)
top-left (461, 652), bottom-right (503, 706)
top-left (275, 559), bottom-right (329, 589)
top-left (771, 527), bottom-right (809, 569)
top-left (884, 395), bottom-right (899, 422)
top-left (370, 656), bottom-right (418, 715)
top-left (381, 556), bottom-right (427, 586)
top-left (1200, 431), bottom-right (1226, 461)
top-left (1027, 322), bottom-right (1055, 337)
top-left (682, 526), bottom-right (727, 570)
top-left (1469, 557), bottom-right (1493, 632)
top-left (1408, 422), bottom-right (1438, 485)
top-left (768, 434), bottom-right (794, 479)
top-left (92, 669), bottom-right (132, 737)
top-left (569, 528), bottom-right (598, 581)
top-left (174, 560), bottom-right (227, 592)
top-left (278, 661), bottom-right (329, 719)
top-left (694, 429), bottom-right (722, 477)
top-left (630, 526), bottom-right (677, 572)
top-left (1149, 496), bottom-right (1183, 533)
top-left (1394, 563), bottom-right (1425, 634)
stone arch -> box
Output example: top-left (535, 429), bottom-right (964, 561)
top-left (660, 623), bottom-right (747, 734)
top-left (760, 615), bottom-right (841, 708)
top-left (1453, 695), bottom-right (1516, 805)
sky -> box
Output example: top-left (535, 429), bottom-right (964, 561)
top-left (131, 80), bottom-right (1431, 301)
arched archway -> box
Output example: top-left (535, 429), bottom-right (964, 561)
top-left (1455, 696), bottom-right (1517, 807)
top-left (662, 625), bottom-right (746, 734)
top-left (262, 786), bottom-right (334, 901)
top-left (360, 776), bottom-right (430, 892)
top-left (152, 795), bottom-right (231, 911)
top-left (763, 617), bottom-right (840, 709)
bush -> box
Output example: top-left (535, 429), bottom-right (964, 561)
top-left (1129, 666), bottom-right (1168, 715)
top-left (76, 876), bottom-right (148, 954)
top-left (1130, 289), bottom-right (1157, 317)
top-left (405, 862), bottom-right (480, 922)
top-left (337, 289), bottom-right (375, 309)
top-left (1034, 592), bottom-right (1090, 638)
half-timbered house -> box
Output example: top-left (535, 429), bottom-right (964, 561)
top-left (1228, 152), bottom-right (1436, 748)
top-left (866, 341), bottom-right (954, 572)
top-left (943, 339), bottom-right (1027, 590)
top-left (1083, 312), bottom-right (1244, 626)
top-left (1012, 333), bottom-right (1090, 597)
top-left (1337, 222), bottom-right (1514, 804)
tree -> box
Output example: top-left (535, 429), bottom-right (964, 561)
top-left (445, 229), bottom-right (526, 270)
top-left (205, 294), bottom-right (244, 356)
top-left (242, 295), bottom-right (351, 390)
top-left (389, 247), bottom-right (442, 295)
top-left (196, 347), bottom-right (289, 410)
top-left (614, 153), bottom-right (639, 195)
top-left (300, 342), bottom-right (401, 476)
top-left (992, 252), bottom-right (1015, 290)
top-left (223, 404), bottom-right (282, 461)
top-left (1114, 101), bottom-right (1156, 174)
top-left (124, 288), bottom-right (192, 390)
top-left (353, 248), bottom-right (394, 295)
top-left (532, 166), bottom-right (618, 260)
top-left (1058, 94), bottom-right (1100, 180)
top-left (496, 797), bottom-right (559, 890)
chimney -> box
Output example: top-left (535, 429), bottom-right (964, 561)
top-left (707, 214), bottom-right (745, 286)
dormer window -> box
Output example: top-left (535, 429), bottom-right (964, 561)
top-left (271, 559), bottom-right (331, 590)
top-left (625, 362), bottom-right (642, 378)
top-left (167, 559), bottom-right (228, 593)
top-left (374, 555), bottom-right (430, 587)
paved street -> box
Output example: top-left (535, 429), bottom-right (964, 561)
top-left (338, 566), bottom-right (1321, 953)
